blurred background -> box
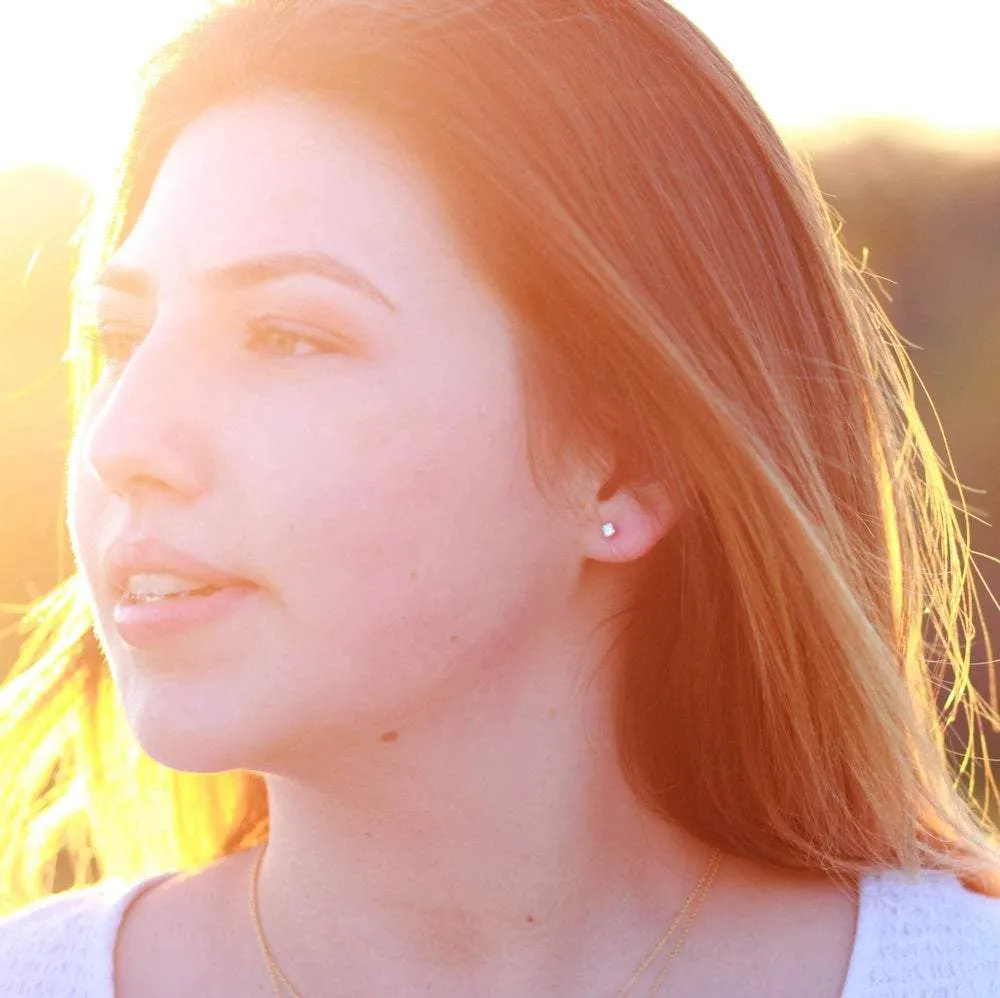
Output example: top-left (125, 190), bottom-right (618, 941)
top-left (1, 1), bottom-right (998, 819)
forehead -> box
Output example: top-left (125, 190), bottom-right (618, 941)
top-left (114, 95), bottom-right (460, 295)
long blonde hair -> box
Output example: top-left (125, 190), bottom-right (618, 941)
top-left (2, 0), bottom-right (998, 911)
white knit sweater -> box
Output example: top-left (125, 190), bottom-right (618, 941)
top-left (0, 868), bottom-right (998, 996)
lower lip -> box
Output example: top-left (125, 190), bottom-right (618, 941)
top-left (112, 585), bottom-right (258, 648)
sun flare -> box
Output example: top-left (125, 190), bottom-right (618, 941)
top-left (1, 0), bottom-right (998, 182)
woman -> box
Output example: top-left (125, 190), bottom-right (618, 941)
top-left (1, 0), bottom-right (998, 994)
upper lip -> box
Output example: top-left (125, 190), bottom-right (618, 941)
top-left (103, 535), bottom-right (253, 595)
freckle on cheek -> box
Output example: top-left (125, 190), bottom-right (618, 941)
top-left (449, 634), bottom-right (459, 643)
top-left (548, 708), bottom-right (558, 719)
top-left (379, 730), bottom-right (399, 743)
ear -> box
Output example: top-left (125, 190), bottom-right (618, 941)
top-left (583, 478), bottom-right (679, 564)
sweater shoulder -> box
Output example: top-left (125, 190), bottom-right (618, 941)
top-left (0, 875), bottom-right (169, 998)
top-left (843, 868), bottom-right (1000, 997)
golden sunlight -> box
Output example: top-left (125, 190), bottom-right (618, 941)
top-left (673, 0), bottom-right (1000, 135)
top-left (1, 0), bottom-right (999, 179)
top-left (0, 1), bottom-right (206, 181)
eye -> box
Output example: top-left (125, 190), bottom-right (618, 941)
top-left (245, 320), bottom-right (336, 358)
top-left (81, 323), bottom-right (144, 373)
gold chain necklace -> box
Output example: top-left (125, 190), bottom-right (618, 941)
top-left (249, 845), bottom-right (722, 998)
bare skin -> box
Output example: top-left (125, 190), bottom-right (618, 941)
top-left (114, 843), bottom-right (859, 997)
top-left (72, 96), bottom-right (859, 998)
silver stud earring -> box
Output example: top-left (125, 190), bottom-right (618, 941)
top-left (601, 522), bottom-right (617, 539)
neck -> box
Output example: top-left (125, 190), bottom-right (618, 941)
top-left (252, 623), bottom-right (716, 996)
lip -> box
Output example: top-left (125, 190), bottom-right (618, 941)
top-left (103, 535), bottom-right (253, 597)
top-left (102, 534), bottom-right (259, 648)
top-left (111, 585), bottom-right (258, 648)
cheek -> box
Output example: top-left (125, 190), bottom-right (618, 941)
top-left (267, 401), bottom-right (521, 587)
top-left (253, 374), bottom-right (557, 661)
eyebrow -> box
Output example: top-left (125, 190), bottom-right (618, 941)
top-left (93, 250), bottom-right (396, 311)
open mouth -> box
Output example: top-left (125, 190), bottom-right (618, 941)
top-left (120, 585), bottom-right (223, 605)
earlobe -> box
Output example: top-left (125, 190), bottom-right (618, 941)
top-left (587, 481), bottom-right (677, 564)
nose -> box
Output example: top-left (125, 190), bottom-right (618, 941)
top-left (80, 327), bottom-right (215, 505)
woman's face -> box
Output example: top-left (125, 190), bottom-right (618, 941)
top-left (69, 96), bottom-right (596, 775)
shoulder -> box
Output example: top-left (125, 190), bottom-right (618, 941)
top-left (0, 874), bottom-right (170, 998)
top-left (843, 868), bottom-right (1000, 997)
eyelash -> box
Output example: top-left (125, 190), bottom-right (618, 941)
top-left (82, 319), bottom-right (337, 370)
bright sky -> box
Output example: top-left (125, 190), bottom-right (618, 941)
top-left (1, 0), bottom-right (998, 181)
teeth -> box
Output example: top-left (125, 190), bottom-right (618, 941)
top-left (124, 571), bottom-right (214, 600)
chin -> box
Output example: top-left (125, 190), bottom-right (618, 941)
top-left (115, 681), bottom-right (260, 775)
top-left (132, 719), bottom-right (257, 775)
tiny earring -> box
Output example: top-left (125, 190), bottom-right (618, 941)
top-left (601, 522), bottom-right (617, 539)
